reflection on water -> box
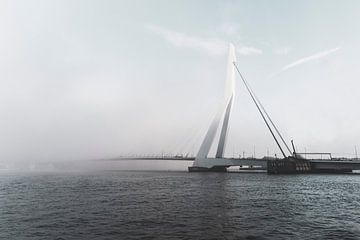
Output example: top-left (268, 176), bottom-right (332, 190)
top-left (1, 171), bottom-right (360, 239)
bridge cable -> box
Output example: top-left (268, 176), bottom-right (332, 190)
top-left (246, 81), bottom-right (293, 156)
top-left (233, 62), bottom-right (288, 158)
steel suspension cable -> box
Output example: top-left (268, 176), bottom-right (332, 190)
top-left (233, 62), bottom-right (287, 158)
top-left (246, 80), bottom-right (293, 156)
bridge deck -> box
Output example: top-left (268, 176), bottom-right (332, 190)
top-left (99, 157), bottom-right (360, 173)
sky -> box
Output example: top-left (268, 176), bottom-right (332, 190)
top-left (1, 0), bottom-right (360, 170)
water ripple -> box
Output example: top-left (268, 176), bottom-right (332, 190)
top-left (1, 172), bottom-right (360, 239)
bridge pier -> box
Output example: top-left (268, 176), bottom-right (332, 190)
top-left (267, 157), bottom-right (311, 174)
top-left (188, 166), bottom-right (227, 172)
top-left (188, 157), bottom-right (267, 172)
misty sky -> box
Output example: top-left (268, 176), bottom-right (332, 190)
top-left (1, 0), bottom-right (360, 170)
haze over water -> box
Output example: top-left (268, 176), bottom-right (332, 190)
top-left (1, 171), bottom-right (360, 239)
top-left (2, 1), bottom-right (360, 239)
top-left (1, 1), bottom-right (360, 168)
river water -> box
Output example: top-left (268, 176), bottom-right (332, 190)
top-left (1, 171), bottom-right (360, 239)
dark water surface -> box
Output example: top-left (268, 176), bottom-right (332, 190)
top-left (1, 171), bottom-right (360, 239)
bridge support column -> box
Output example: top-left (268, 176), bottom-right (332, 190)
top-left (188, 166), bottom-right (227, 172)
top-left (189, 44), bottom-right (236, 173)
top-left (188, 158), bottom-right (267, 172)
top-left (267, 157), bottom-right (312, 174)
top-left (189, 157), bottom-right (229, 172)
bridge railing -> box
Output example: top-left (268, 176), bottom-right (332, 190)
top-left (296, 152), bottom-right (360, 161)
top-left (296, 152), bottom-right (332, 160)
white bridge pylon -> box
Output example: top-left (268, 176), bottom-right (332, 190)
top-left (195, 43), bottom-right (236, 160)
top-left (190, 44), bottom-right (268, 170)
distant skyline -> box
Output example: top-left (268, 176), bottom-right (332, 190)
top-left (1, 0), bottom-right (360, 170)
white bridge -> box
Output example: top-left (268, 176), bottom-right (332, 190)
top-left (110, 44), bottom-right (360, 173)
top-left (189, 44), bottom-right (275, 172)
top-left (187, 44), bottom-right (360, 173)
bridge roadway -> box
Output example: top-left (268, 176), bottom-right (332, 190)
top-left (105, 156), bottom-right (265, 164)
top-left (104, 157), bottom-right (360, 172)
top-left (310, 159), bottom-right (360, 172)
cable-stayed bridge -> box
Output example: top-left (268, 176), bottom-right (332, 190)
top-left (112, 44), bottom-right (360, 174)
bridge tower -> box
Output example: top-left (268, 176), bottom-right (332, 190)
top-left (189, 44), bottom-right (237, 172)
